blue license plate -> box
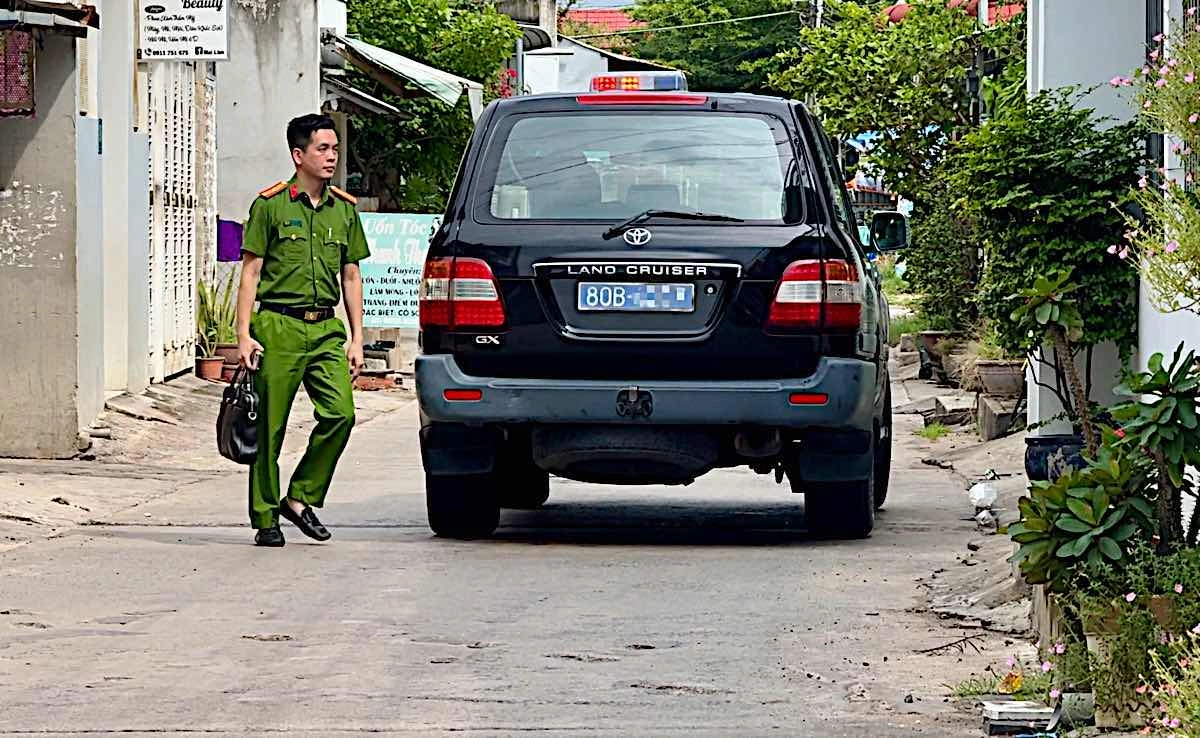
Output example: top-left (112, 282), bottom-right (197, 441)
top-left (577, 282), bottom-right (695, 312)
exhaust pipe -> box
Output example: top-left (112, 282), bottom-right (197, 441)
top-left (734, 429), bottom-right (782, 459)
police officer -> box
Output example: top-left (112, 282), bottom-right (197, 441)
top-left (235, 113), bottom-right (370, 547)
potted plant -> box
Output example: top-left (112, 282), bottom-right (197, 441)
top-left (973, 329), bottom-right (1026, 398)
top-left (197, 270), bottom-right (238, 380)
top-left (1008, 270), bottom-right (1106, 480)
top-left (1111, 342), bottom-right (1200, 552)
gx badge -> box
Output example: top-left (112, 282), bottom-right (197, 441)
top-left (474, 335), bottom-right (502, 347)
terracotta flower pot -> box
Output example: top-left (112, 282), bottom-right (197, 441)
top-left (977, 359), bottom-right (1025, 398)
top-left (214, 342), bottom-right (240, 366)
top-left (195, 356), bottom-right (223, 381)
top-left (220, 363), bottom-right (237, 383)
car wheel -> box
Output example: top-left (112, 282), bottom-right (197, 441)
top-left (425, 473), bottom-right (500, 539)
top-left (804, 440), bottom-right (875, 540)
top-left (874, 383), bottom-right (893, 510)
top-left (498, 462), bottom-right (551, 510)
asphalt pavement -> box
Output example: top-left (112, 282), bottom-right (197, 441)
top-left (0, 398), bottom-right (1010, 737)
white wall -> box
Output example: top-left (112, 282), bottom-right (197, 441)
top-left (319, 0), bottom-right (346, 35)
top-left (76, 116), bottom-right (105, 431)
top-left (1025, 0), bottom-right (1147, 435)
top-left (100, 0), bottom-right (151, 394)
top-left (524, 50), bottom-right (565, 94)
top-left (216, 0), bottom-right (321, 221)
top-left (1027, 0), bottom-right (1146, 121)
top-left (558, 39), bottom-right (608, 93)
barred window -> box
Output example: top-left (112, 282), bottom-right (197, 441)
top-left (0, 29), bottom-right (35, 117)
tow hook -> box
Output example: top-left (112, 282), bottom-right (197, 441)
top-left (616, 386), bottom-right (654, 419)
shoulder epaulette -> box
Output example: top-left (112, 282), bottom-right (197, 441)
top-left (258, 181), bottom-right (288, 199)
top-left (329, 185), bottom-right (357, 205)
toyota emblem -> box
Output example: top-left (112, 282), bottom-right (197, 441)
top-left (623, 228), bottom-right (653, 246)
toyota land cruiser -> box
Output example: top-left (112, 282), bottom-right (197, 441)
top-left (415, 73), bottom-right (893, 540)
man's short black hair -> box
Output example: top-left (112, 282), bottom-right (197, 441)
top-left (287, 113), bottom-right (337, 152)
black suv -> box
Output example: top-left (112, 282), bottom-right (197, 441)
top-left (416, 85), bottom-right (892, 540)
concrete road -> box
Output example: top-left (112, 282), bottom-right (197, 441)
top-left (0, 398), bottom-right (1009, 736)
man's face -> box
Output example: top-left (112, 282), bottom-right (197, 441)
top-left (292, 128), bottom-right (339, 181)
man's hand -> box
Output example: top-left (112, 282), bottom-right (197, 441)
top-left (238, 335), bottom-right (264, 369)
top-left (346, 340), bottom-right (364, 379)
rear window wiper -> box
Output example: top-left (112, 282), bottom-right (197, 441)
top-left (602, 209), bottom-right (744, 240)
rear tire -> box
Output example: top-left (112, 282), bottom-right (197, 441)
top-left (803, 441), bottom-right (876, 540)
top-left (426, 473), bottom-right (500, 539)
top-left (874, 384), bottom-right (893, 510)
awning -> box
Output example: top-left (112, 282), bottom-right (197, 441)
top-left (0, 0), bottom-right (98, 28)
top-left (322, 73), bottom-right (411, 120)
top-left (517, 23), bottom-right (552, 51)
top-left (561, 36), bottom-right (674, 72)
top-left (324, 33), bottom-right (484, 119)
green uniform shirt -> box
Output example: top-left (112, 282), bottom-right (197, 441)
top-left (242, 176), bottom-right (371, 308)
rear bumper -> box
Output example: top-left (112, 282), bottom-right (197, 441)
top-left (415, 354), bottom-right (877, 432)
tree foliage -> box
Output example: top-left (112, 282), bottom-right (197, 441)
top-left (769, 0), bottom-right (1023, 201)
top-left (628, 0), bottom-right (801, 94)
top-left (346, 0), bottom-right (521, 212)
top-left (948, 89), bottom-right (1142, 358)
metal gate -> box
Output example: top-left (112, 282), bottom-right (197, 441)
top-left (146, 62), bottom-right (198, 382)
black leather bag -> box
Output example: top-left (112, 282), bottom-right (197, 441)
top-left (217, 364), bottom-right (260, 464)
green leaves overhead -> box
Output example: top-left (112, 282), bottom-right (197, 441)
top-left (767, 0), bottom-right (1025, 200)
top-left (346, 0), bottom-right (521, 212)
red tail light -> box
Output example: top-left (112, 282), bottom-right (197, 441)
top-left (419, 257), bottom-right (506, 329)
top-left (766, 258), bottom-right (862, 331)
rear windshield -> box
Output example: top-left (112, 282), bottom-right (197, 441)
top-left (475, 111), bottom-right (799, 223)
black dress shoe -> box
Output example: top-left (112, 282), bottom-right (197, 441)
top-left (279, 501), bottom-right (331, 541)
top-left (254, 526), bottom-right (285, 547)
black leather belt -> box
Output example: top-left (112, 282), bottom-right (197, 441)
top-left (259, 303), bottom-right (335, 322)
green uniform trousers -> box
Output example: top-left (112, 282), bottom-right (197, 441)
top-left (248, 310), bottom-right (355, 529)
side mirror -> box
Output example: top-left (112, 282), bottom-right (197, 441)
top-left (870, 211), bottom-right (909, 252)
top-left (841, 144), bottom-right (861, 171)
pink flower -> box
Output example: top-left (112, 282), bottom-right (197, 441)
top-left (1157, 78), bottom-right (1170, 88)
top-left (1170, 58), bottom-right (1180, 68)
top-left (1191, 6), bottom-right (1198, 15)
top-left (1152, 49), bottom-right (1162, 60)
top-left (1177, 583), bottom-right (1185, 593)
top-left (1172, 719), bottom-right (1182, 728)
top-left (1189, 173), bottom-right (1196, 184)
top-left (1054, 643), bottom-right (1066, 655)
top-left (1146, 100), bottom-right (1155, 109)
top-left (1049, 688), bottom-right (1061, 700)
top-left (1162, 65), bottom-right (1172, 77)
top-left (1137, 684), bottom-right (1150, 694)
top-left (1140, 176), bottom-right (1150, 189)
top-left (1041, 661), bottom-right (1053, 673)
top-left (1108, 244), bottom-right (1120, 254)
top-left (1190, 113), bottom-right (1199, 124)
top-left (1188, 72), bottom-right (1197, 83)
top-left (1116, 428), bottom-right (1127, 438)
top-left (1006, 655), bottom-right (1017, 668)
top-left (1168, 241), bottom-right (1182, 254)
top-left (1127, 592), bottom-right (1138, 602)
top-left (1181, 658), bottom-right (1191, 669)
top-left (1192, 623), bottom-right (1200, 634)
top-left (1186, 148), bottom-right (1194, 156)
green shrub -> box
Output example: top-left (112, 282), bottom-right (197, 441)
top-left (905, 170), bottom-right (982, 332)
top-left (949, 88), bottom-right (1142, 358)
